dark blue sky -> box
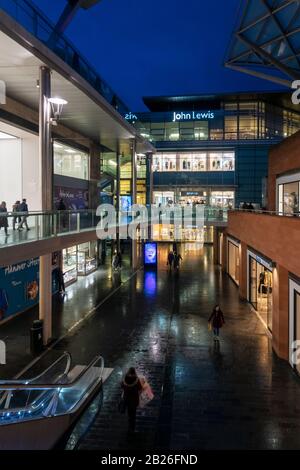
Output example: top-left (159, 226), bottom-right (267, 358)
top-left (36, 0), bottom-right (280, 110)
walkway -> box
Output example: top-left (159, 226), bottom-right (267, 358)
top-left (3, 244), bottom-right (300, 450)
top-left (0, 250), bottom-right (132, 379)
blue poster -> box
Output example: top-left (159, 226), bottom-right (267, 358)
top-left (0, 259), bottom-right (58, 322)
top-left (144, 242), bottom-right (157, 266)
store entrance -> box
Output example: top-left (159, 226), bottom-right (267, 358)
top-left (249, 256), bottom-right (273, 332)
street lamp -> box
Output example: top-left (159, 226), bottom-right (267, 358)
top-left (48, 97), bottom-right (68, 125)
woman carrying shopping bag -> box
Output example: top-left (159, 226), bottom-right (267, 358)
top-left (121, 367), bottom-right (143, 434)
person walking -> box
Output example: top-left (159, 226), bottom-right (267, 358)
top-left (57, 198), bottom-right (67, 229)
top-left (167, 250), bottom-right (174, 271)
top-left (117, 251), bottom-right (122, 270)
top-left (12, 200), bottom-right (21, 230)
top-left (0, 202), bottom-right (9, 236)
top-left (173, 252), bottom-right (183, 271)
top-left (55, 266), bottom-right (66, 294)
top-left (121, 367), bottom-right (143, 434)
top-left (208, 305), bottom-right (225, 341)
top-left (18, 198), bottom-right (30, 231)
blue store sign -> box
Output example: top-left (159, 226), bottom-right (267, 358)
top-left (0, 258), bottom-right (58, 322)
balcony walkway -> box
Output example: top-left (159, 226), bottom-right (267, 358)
top-left (5, 243), bottom-right (300, 450)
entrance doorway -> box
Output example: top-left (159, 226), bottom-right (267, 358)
top-left (289, 278), bottom-right (300, 373)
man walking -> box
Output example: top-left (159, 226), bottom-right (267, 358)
top-left (18, 198), bottom-right (30, 231)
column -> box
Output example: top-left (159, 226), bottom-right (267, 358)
top-left (146, 152), bottom-right (153, 240)
top-left (131, 139), bottom-right (138, 268)
top-left (38, 66), bottom-right (53, 345)
top-left (116, 143), bottom-right (121, 252)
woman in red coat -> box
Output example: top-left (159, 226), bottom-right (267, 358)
top-left (208, 305), bottom-right (225, 341)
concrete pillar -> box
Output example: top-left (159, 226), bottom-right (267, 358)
top-left (131, 139), bottom-right (138, 268)
top-left (272, 264), bottom-right (289, 360)
top-left (116, 144), bottom-right (121, 252)
top-left (146, 152), bottom-right (153, 240)
top-left (38, 66), bottom-right (53, 345)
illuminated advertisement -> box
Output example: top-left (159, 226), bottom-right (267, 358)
top-left (144, 242), bottom-right (157, 267)
top-left (0, 259), bottom-right (58, 322)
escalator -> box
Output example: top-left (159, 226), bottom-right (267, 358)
top-left (0, 352), bottom-right (111, 449)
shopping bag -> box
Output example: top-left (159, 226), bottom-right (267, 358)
top-left (139, 382), bottom-right (154, 408)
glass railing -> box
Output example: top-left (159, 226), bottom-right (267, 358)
top-left (0, 0), bottom-right (129, 116)
top-left (0, 209), bottom-right (100, 248)
top-left (0, 355), bottom-right (104, 425)
top-left (230, 208), bottom-right (300, 218)
top-left (0, 206), bottom-right (229, 249)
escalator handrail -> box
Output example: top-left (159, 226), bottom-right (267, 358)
top-left (0, 355), bottom-right (104, 391)
top-left (0, 352), bottom-right (72, 386)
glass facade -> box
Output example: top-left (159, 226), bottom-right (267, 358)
top-left (135, 101), bottom-right (300, 143)
top-left (54, 142), bottom-right (89, 180)
top-left (153, 152), bottom-right (235, 172)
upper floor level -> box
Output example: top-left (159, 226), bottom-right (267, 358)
top-left (126, 92), bottom-right (300, 144)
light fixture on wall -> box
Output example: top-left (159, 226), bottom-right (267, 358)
top-left (48, 97), bottom-right (68, 126)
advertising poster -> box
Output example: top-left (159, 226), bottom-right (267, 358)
top-left (54, 186), bottom-right (89, 210)
top-left (0, 259), bottom-right (59, 322)
top-left (144, 242), bottom-right (158, 267)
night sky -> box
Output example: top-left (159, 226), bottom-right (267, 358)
top-left (36, 0), bottom-right (281, 111)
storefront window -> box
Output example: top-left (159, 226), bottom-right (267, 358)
top-left (284, 182), bottom-right (299, 215)
top-left (153, 191), bottom-right (175, 205)
top-left (54, 142), bottom-right (89, 180)
top-left (228, 240), bottom-right (239, 285)
top-left (210, 191), bottom-right (234, 208)
top-left (153, 152), bottom-right (234, 172)
top-left (63, 246), bottom-right (78, 287)
top-left (249, 255), bottom-right (273, 332)
top-left (77, 242), bottom-right (97, 276)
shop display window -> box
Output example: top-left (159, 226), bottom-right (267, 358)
top-left (249, 256), bottom-right (273, 332)
top-left (77, 242), bottom-right (97, 276)
top-left (63, 246), bottom-right (78, 287)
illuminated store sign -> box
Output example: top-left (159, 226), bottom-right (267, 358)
top-left (172, 111), bottom-right (215, 122)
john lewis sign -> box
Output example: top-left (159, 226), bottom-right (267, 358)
top-left (172, 111), bottom-right (215, 122)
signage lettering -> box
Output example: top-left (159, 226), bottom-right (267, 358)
top-left (172, 111), bottom-right (215, 122)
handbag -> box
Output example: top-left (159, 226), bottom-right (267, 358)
top-left (118, 393), bottom-right (126, 414)
top-left (139, 382), bottom-right (154, 408)
top-left (208, 322), bottom-right (212, 331)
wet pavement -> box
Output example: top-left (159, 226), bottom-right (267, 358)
top-left (0, 249), bottom-right (132, 379)
top-left (3, 243), bottom-right (300, 450)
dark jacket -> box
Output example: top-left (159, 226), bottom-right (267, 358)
top-left (208, 309), bottom-right (225, 328)
top-left (0, 207), bottom-right (8, 228)
top-left (19, 202), bottom-right (28, 212)
top-left (121, 374), bottom-right (142, 408)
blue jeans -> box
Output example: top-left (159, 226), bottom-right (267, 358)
top-left (213, 327), bottom-right (219, 336)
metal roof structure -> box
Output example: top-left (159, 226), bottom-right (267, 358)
top-left (225, 0), bottom-right (300, 87)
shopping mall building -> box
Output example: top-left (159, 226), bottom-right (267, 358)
top-left (125, 92), bottom-right (300, 242)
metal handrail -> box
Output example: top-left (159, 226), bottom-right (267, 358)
top-left (0, 355), bottom-right (103, 391)
top-left (230, 208), bottom-right (300, 217)
top-left (0, 352), bottom-right (72, 386)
